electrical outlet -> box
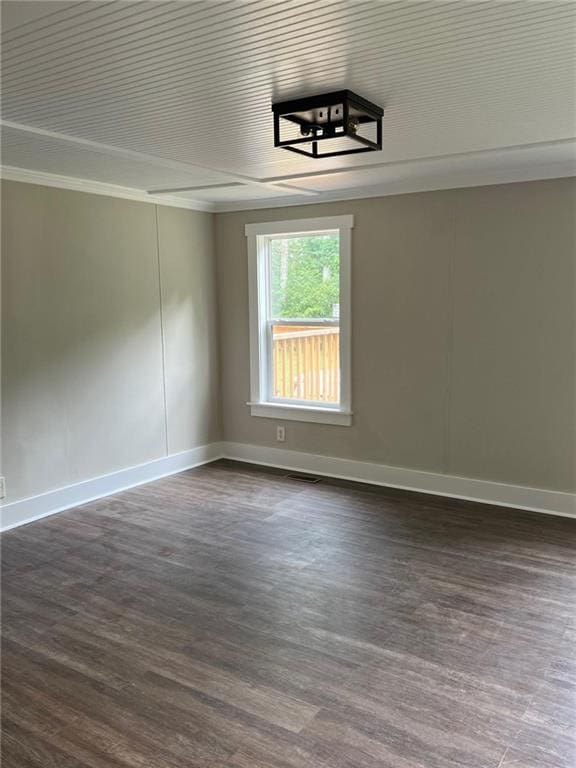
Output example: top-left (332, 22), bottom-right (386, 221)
top-left (276, 425), bottom-right (286, 442)
top-left (0, 477), bottom-right (5, 500)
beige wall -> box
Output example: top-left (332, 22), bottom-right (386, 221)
top-left (215, 178), bottom-right (576, 493)
top-left (1, 181), bottom-right (220, 504)
top-left (157, 206), bottom-right (221, 455)
top-left (2, 177), bottom-right (574, 505)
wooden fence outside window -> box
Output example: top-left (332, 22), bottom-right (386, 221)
top-left (272, 326), bottom-right (340, 403)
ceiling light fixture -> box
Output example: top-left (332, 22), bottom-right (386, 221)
top-left (272, 90), bottom-right (383, 159)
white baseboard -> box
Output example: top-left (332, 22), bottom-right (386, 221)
top-left (222, 442), bottom-right (576, 519)
top-left (2, 441), bottom-right (573, 531)
top-left (0, 443), bottom-right (223, 532)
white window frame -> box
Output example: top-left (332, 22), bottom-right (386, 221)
top-left (245, 215), bottom-right (353, 426)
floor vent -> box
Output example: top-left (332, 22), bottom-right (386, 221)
top-left (285, 473), bottom-right (322, 484)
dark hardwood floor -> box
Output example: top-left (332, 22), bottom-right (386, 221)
top-left (2, 459), bottom-right (575, 768)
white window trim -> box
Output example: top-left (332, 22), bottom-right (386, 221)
top-left (246, 215), bottom-right (353, 427)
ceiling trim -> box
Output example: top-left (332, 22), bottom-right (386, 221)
top-left (0, 165), bottom-right (215, 211)
top-left (213, 163), bottom-right (576, 212)
top-left (259, 138), bottom-right (576, 184)
top-left (1, 119), bottom-right (317, 197)
top-left (2, 159), bottom-right (574, 214)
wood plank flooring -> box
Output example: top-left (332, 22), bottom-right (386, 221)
top-left (2, 459), bottom-right (575, 768)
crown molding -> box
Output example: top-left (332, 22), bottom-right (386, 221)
top-left (0, 166), bottom-right (215, 211)
top-left (213, 162), bottom-right (576, 212)
top-left (2, 159), bottom-right (575, 215)
top-left (1, 121), bottom-right (314, 198)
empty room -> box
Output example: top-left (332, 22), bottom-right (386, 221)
top-left (1, 1), bottom-right (575, 766)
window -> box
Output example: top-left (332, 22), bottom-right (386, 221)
top-left (246, 215), bottom-right (353, 425)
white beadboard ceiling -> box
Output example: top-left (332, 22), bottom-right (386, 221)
top-left (1, 0), bottom-right (575, 210)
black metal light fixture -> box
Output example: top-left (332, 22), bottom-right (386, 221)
top-left (272, 90), bottom-right (383, 159)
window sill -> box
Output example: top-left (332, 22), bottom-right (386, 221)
top-left (247, 402), bottom-right (352, 426)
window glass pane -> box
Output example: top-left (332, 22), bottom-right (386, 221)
top-left (272, 325), bottom-right (340, 404)
top-left (269, 234), bottom-right (339, 320)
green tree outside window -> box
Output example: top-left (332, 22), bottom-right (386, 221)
top-left (269, 235), bottom-right (340, 319)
